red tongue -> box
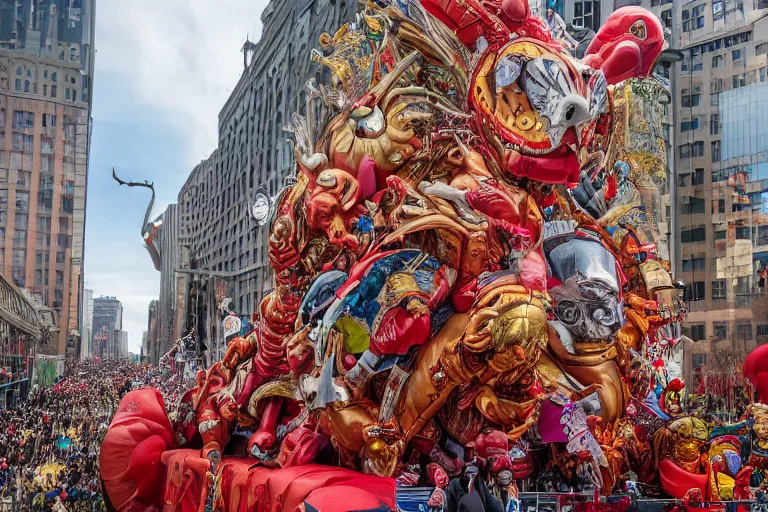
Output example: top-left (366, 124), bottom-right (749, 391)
top-left (560, 127), bottom-right (578, 148)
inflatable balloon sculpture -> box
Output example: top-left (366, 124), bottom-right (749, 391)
top-left (98, 1), bottom-right (760, 510)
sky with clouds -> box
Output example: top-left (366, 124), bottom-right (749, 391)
top-left (86, 1), bottom-right (269, 352)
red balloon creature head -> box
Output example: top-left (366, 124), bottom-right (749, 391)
top-left (583, 7), bottom-right (666, 85)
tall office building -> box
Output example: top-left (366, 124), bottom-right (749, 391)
top-left (0, 0), bottom-right (95, 357)
top-left (80, 286), bottom-right (92, 358)
top-left (119, 329), bottom-right (127, 357)
top-left (91, 296), bottom-right (122, 357)
top-left (672, 1), bottom-right (768, 379)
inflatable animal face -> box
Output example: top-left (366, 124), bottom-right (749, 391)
top-left (471, 40), bottom-right (604, 155)
top-left (583, 6), bottom-right (666, 85)
top-left (545, 232), bottom-right (624, 352)
top-left (306, 169), bottom-right (362, 250)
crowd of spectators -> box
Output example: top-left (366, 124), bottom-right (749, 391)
top-left (0, 358), bottom-right (186, 512)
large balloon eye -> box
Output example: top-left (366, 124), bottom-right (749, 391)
top-left (629, 20), bottom-right (647, 40)
top-left (556, 301), bottom-right (581, 324)
top-left (495, 54), bottom-right (523, 90)
top-left (354, 105), bottom-right (385, 138)
top-left (592, 307), bottom-right (616, 327)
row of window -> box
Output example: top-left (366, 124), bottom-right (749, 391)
top-left (680, 225), bottom-right (768, 246)
top-left (5, 111), bottom-right (75, 137)
top-left (2, 230), bottom-right (72, 247)
top-left (684, 49), bottom-right (745, 72)
top-left (685, 277), bottom-right (754, 302)
top-left (679, 140), bottom-right (720, 161)
top-left (686, 323), bottom-right (768, 344)
top-left (13, 74), bottom-right (81, 101)
top-left (679, 113), bottom-right (720, 135)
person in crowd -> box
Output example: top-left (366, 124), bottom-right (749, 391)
top-left (0, 357), bottom-right (187, 512)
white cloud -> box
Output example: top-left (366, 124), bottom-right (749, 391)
top-left (88, 1), bottom-right (271, 352)
top-left (96, 0), bottom-right (269, 167)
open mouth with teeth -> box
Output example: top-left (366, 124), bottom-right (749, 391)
top-left (471, 39), bottom-right (587, 156)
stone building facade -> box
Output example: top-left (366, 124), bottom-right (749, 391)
top-left (146, 0), bottom-right (358, 364)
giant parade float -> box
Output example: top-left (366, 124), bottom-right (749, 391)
top-left (99, 1), bottom-right (768, 511)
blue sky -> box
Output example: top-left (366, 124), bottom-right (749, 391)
top-left (85, 1), bottom-right (269, 352)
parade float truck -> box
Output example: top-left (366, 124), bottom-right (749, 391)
top-left (100, 1), bottom-right (768, 510)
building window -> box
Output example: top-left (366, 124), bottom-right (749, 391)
top-left (573, 1), bottom-right (601, 31)
top-left (713, 198), bottom-right (726, 213)
top-left (690, 323), bottom-right (706, 342)
top-left (733, 73), bottom-right (746, 88)
top-left (16, 170), bottom-right (29, 187)
top-left (51, 85), bottom-right (56, 98)
top-left (23, 80), bottom-right (29, 93)
top-left (692, 353), bottom-right (707, 369)
top-left (693, 168), bottom-right (705, 185)
top-left (712, 140), bottom-right (721, 161)
top-left (15, 191), bottom-right (28, 212)
top-left (14, 79), bottom-right (20, 91)
top-left (758, 324), bottom-right (768, 337)
top-left (14, 214), bottom-right (27, 230)
top-left (42, 114), bottom-right (55, 127)
top-left (712, 279), bottom-right (727, 298)
top-left (714, 322), bottom-right (729, 340)
top-left (56, 251), bottom-right (64, 263)
top-left (41, 136), bottom-right (53, 154)
top-left (712, 169), bottom-right (728, 182)
top-left (681, 118), bottom-right (700, 131)
top-left (710, 114), bottom-right (720, 135)
top-left (682, 196), bottom-right (706, 214)
top-left (737, 323), bottom-right (752, 340)
top-left (682, 226), bottom-right (706, 243)
top-left (683, 258), bottom-right (706, 272)
top-left (682, 4), bottom-right (706, 32)
top-left (732, 48), bottom-right (743, 62)
top-left (12, 111), bottom-right (34, 129)
top-left (661, 9), bottom-right (672, 28)
top-left (711, 92), bottom-right (719, 106)
top-left (735, 276), bottom-right (751, 294)
top-left (678, 173), bottom-right (690, 186)
top-left (11, 133), bottom-right (33, 152)
top-left (681, 86), bottom-right (702, 107)
top-left (685, 282), bottom-right (706, 301)
top-left (712, 55), bottom-right (724, 68)
top-left (714, 230), bottom-right (726, 249)
top-left (15, 66), bottom-right (22, 76)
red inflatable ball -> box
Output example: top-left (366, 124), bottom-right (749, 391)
top-left (744, 343), bottom-right (768, 403)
